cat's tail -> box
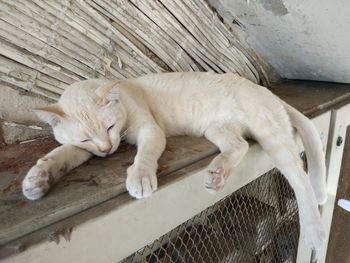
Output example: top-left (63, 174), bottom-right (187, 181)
top-left (283, 102), bottom-right (327, 205)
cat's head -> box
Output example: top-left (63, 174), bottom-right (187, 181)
top-left (35, 80), bottom-right (127, 157)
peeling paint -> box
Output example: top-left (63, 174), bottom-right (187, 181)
top-left (62, 228), bottom-right (73, 242)
top-left (6, 244), bottom-right (25, 253)
top-left (211, 0), bottom-right (350, 83)
top-left (258, 0), bottom-right (288, 16)
top-left (48, 232), bottom-right (60, 244)
top-left (48, 228), bottom-right (73, 244)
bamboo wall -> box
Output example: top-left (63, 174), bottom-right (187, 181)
top-left (0, 0), bottom-right (269, 101)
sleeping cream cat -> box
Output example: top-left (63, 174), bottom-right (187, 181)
top-left (22, 72), bottom-right (327, 249)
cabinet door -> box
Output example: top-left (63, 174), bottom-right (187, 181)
top-left (315, 103), bottom-right (350, 263)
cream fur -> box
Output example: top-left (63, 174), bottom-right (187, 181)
top-left (22, 72), bottom-right (326, 249)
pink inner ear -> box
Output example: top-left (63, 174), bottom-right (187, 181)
top-left (106, 87), bottom-right (119, 101)
top-left (95, 80), bottom-right (119, 97)
top-left (34, 104), bottom-right (65, 126)
top-left (39, 105), bottom-right (65, 116)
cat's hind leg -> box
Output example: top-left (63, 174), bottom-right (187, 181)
top-left (22, 144), bottom-right (92, 200)
top-left (252, 120), bottom-right (325, 249)
top-left (204, 125), bottom-right (249, 193)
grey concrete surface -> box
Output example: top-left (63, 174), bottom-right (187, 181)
top-left (0, 84), bottom-right (51, 144)
top-left (210, 0), bottom-right (350, 83)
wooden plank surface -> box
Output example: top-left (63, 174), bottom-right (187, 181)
top-left (0, 137), bottom-right (217, 245)
top-left (0, 80), bottom-right (350, 250)
top-left (271, 80), bottom-right (350, 117)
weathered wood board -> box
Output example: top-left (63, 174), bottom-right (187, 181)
top-left (0, 136), bottom-right (217, 245)
top-left (271, 80), bottom-right (350, 116)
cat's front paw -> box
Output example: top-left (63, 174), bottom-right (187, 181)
top-left (22, 166), bottom-right (54, 200)
top-left (126, 165), bottom-right (157, 199)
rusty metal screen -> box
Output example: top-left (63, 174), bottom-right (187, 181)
top-left (121, 167), bottom-right (300, 263)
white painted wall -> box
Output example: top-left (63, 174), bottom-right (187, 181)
top-left (210, 0), bottom-right (350, 83)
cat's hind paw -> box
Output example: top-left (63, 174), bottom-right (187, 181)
top-left (315, 188), bottom-right (328, 205)
top-left (126, 166), bottom-right (157, 199)
top-left (301, 222), bottom-right (326, 250)
top-left (22, 166), bottom-right (54, 200)
top-left (204, 167), bottom-right (228, 194)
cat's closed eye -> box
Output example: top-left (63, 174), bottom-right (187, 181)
top-left (81, 139), bottom-right (91, 143)
top-left (107, 124), bottom-right (115, 132)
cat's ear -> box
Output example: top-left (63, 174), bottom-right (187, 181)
top-left (95, 80), bottom-right (120, 105)
top-left (33, 104), bottom-right (65, 126)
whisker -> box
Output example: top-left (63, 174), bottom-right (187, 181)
top-left (120, 126), bottom-right (132, 139)
top-left (120, 129), bottom-right (129, 137)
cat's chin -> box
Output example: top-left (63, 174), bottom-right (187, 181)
top-left (94, 152), bottom-right (109, 158)
top-left (94, 147), bottom-right (118, 157)
top-left (109, 142), bottom-right (120, 155)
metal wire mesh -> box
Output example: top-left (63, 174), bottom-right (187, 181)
top-left (121, 163), bottom-right (302, 263)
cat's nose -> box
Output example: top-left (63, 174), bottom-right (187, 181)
top-left (98, 143), bottom-right (112, 154)
top-left (101, 147), bottom-right (112, 153)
